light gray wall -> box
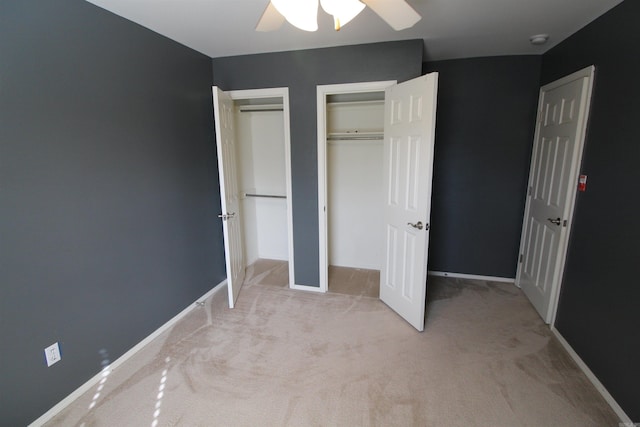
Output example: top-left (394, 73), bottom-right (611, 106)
top-left (212, 40), bottom-right (423, 286)
top-left (0, 1), bottom-right (223, 425)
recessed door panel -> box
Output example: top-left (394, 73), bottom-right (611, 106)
top-left (405, 136), bottom-right (420, 212)
top-left (387, 137), bottom-right (401, 206)
top-left (385, 225), bottom-right (398, 290)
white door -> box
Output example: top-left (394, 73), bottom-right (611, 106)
top-left (213, 87), bottom-right (246, 308)
top-left (516, 66), bottom-right (594, 324)
top-left (380, 73), bottom-right (439, 332)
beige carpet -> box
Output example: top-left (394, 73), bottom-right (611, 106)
top-left (329, 265), bottom-right (379, 298)
top-left (243, 259), bottom-right (380, 298)
top-left (45, 270), bottom-right (618, 426)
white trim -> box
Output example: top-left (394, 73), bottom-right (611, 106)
top-left (317, 80), bottom-right (396, 293)
top-left (543, 65), bottom-right (595, 91)
top-left (28, 281), bottom-right (228, 427)
top-left (428, 271), bottom-right (515, 284)
top-left (290, 284), bottom-right (326, 293)
top-left (551, 327), bottom-right (632, 424)
top-left (227, 87), bottom-right (296, 289)
top-left (516, 65), bottom-right (595, 325)
top-left (317, 87), bottom-right (328, 292)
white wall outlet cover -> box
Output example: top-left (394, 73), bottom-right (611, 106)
top-left (44, 342), bottom-right (61, 367)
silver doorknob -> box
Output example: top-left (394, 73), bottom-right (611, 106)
top-left (408, 221), bottom-right (424, 230)
top-left (547, 217), bottom-right (562, 226)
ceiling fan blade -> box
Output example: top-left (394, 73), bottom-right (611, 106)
top-left (256, 2), bottom-right (286, 32)
top-left (362, 0), bottom-right (421, 31)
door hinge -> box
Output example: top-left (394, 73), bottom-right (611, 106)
top-left (217, 212), bottom-right (236, 221)
top-left (519, 254), bottom-right (524, 263)
top-left (563, 219), bottom-right (567, 227)
top-left (527, 186), bottom-right (532, 196)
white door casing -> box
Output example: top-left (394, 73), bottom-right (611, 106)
top-left (229, 88), bottom-right (296, 292)
top-left (380, 73), bottom-right (439, 332)
top-left (317, 80), bottom-right (396, 293)
top-left (516, 66), bottom-right (595, 324)
top-left (213, 87), bottom-right (246, 308)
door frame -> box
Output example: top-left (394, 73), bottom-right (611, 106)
top-left (516, 66), bottom-right (595, 326)
top-left (317, 80), bottom-right (396, 293)
top-left (226, 87), bottom-right (296, 289)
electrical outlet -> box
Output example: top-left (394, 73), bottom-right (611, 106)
top-left (44, 342), bottom-right (61, 367)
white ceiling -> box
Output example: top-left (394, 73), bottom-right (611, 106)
top-left (85, 0), bottom-right (623, 61)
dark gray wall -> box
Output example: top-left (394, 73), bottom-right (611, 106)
top-left (541, 0), bottom-right (640, 421)
top-left (0, 1), bottom-right (224, 425)
top-left (212, 40), bottom-right (423, 286)
top-left (423, 57), bottom-right (541, 278)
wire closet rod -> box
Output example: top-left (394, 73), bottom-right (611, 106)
top-left (244, 193), bottom-right (286, 199)
top-left (327, 135), bottom-right (384, 141)
top-left (239, 107), bottom-right (283, 113)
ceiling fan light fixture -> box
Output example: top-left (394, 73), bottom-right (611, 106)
top-left (257, 0), bottom-right (422, 33)
top-left (320, 0), bottom-right (366, 31)
top-left (272, 0), bottom-right (319, 31)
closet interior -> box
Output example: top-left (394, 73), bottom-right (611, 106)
top-left (325, 91), bottom-right (386, 297)
top-left (233, 96), bottom-right (291, 285)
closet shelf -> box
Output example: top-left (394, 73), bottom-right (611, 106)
top-left (327, 132), bottom-right (383, 141)
top-left (326, 99), bottom-right (384, 107)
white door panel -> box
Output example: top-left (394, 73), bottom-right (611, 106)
top-left (517, 67), bottom-right (594, 323)
top-left (213, 87), bottom-right (246, 308)
top-left (380, 73), bottom-right (438, 332)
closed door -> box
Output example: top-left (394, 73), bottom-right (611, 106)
top-left (517, 66), bottom-right (594, 323)
top-left (380, 73), bottom-right (439, 332)
top-left (213, 87), bottom-right (246, 308)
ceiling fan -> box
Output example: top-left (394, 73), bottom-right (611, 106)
top-left (256, 0), bottom-right (422, 32)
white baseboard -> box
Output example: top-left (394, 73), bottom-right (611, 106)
top-left (29, 280), bottom-right (228, 427)
top-left (551, 327), bottom-right (632, 424)
top-left (428, 270), bottom-right (515, 284)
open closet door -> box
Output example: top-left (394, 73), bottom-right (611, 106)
top-left (380, 73), bottom-right (438, 332)
top-left (213, 87), bottom-right (246, 308)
